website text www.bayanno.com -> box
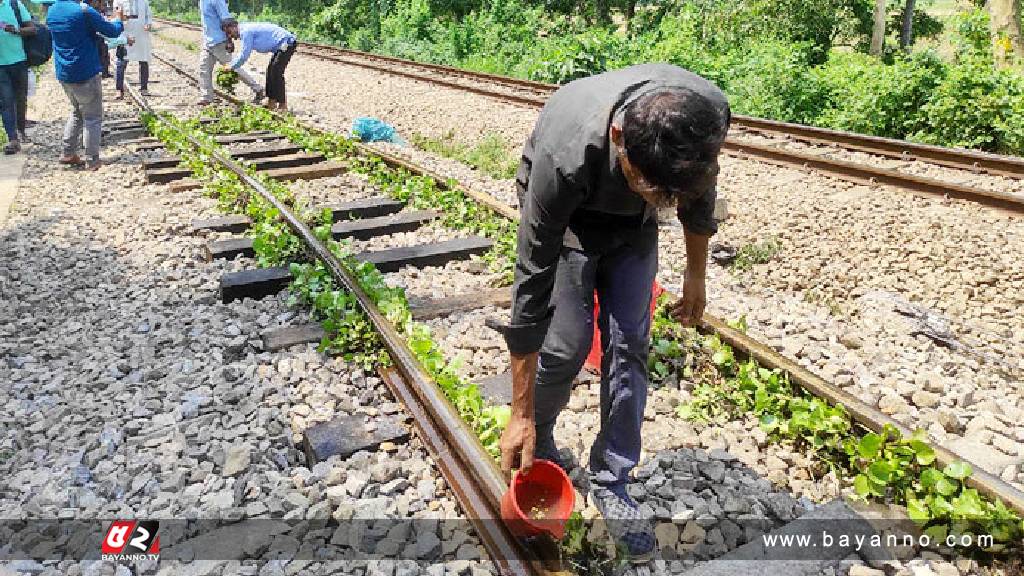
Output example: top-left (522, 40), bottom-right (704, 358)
top-left (763, 530), bottom-right (995, 551)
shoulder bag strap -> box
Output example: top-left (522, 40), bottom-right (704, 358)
top-left (10, 0), bottom-right (24, 28)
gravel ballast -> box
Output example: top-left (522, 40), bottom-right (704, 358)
top-left (151, 32), bottom-right (1024, 495)
top-left (1, 67), bottom-right (499, 576)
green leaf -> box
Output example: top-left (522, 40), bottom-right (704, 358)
top-left (868, 460), bottom-right (892, 485)
top-left (951, 489), bottom-right (986, 518)
top-left (923, 524), bottom-right (948, 542)
top-left (910, 439), bottom-right (936, 466)
top-left (853, 474), bottom-right (871, 497)
top-left (934, 477), bottom-right (959, 497)
top-left (919, 467), bottom-right (945, 490)
top-left (906, 497), bottom-right (929, 523)
top-left (943, 461), bottom-right (972, 480)
top-left (759, 413), bottom-right (779, 430)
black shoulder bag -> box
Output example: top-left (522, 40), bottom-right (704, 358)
top-left (11, 0), bottom-right (51, 67)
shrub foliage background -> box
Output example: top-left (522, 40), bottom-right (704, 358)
top-left (154, 0), bottom-right (1024, 154)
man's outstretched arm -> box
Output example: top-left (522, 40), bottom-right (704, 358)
top-left (499, 146), bottom-right (582, 481)
top-left (670, 228), bottom-right (709, 325)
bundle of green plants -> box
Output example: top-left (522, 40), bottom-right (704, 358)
top-left (215, 68), bottom-right (239, 94)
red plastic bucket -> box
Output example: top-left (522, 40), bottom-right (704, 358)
top-left (500, 459), bottom-right (575, 540)
top-left (584, 281), bottom-right (664, 372)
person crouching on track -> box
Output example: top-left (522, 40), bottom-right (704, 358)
top-left (47, 0), bottom-right (124, 169)
top-left (493, 63), bottom-right (730, 561)
top-left (196, 0), bottom-right (260, 105)
top-left (223, 21), bottom-right (295, 111)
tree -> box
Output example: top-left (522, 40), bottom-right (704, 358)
top-left (900, 0), bottom-right (916, 48)
top-left (870, 0), bottom-right (887, 55)
top-left (987, 0), bottom-right (1024, 66)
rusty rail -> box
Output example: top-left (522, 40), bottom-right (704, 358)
top-left (146, 50), bottom-right (1024, 521)
top-left (733, 114), bottom-right (1024, 178)
top-left (125, 80), bottom-right (547, 576)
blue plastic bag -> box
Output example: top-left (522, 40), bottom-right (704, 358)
top-left (351, 117), bottom-right (405, 144)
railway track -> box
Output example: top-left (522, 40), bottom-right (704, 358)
top-left (117, 51), bottom-right (1024, 573)
top-left (122, 79), bottom-right (546, 575)
top-left (153, 17), bottom-right (1024, 214)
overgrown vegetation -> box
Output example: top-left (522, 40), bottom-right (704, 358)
top-left (216, 68), bottom-right (240, 94)
top-left (154, 0), bottom-right (1024, 154)
top-left (730, 237), bottom-right (782, 273)
top-left (203, 105), bottom-right (518, 282)
top-left (651, 298), bottom-right (1023, 555)
top-left (145, 106), bottom-right (512, 457)
top-left (412, 131), bottom-right (518, 179)
top-left (148, 101), bottom-right (1023, 562)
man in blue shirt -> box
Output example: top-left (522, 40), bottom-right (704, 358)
top-left (0, 0), bottom-right (35, 154)
top-left (197, 0), bottom-right (259, 105)
top-left (224, 21), bottom-right (295, 110)
top-left (47, 0), bottom-right (123, 169)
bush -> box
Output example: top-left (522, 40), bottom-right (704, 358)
top-left (813, 50), bottom-right (944, 138)
top-left (716, 41), bottom-right (827, 124)
top-left (910, 56), bottom-right (1024, 152)
top-left (521, 28), bottom-right (633, 83)
top-left (150, 0), bottom-right (1024, 155)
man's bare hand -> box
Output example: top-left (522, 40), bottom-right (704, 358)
top-left (670, 272), bottom-right (706, 326)
top-left (500, 413), bottom-right (535, 481)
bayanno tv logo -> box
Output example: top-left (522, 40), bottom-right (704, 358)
top-left (101, 520), bottom-right (160, 562)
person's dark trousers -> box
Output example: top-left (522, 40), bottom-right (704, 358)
top-left (96, 37), bottom-right (111, 78)
top-left (116, 57), bottom-right (150, 92)
top-left (0, 61), bottom-right (28, 143)
top-left (265, 41), bottom-right (296, 104)
top-left (15, 67), bottom-right (26, 137)
top-left (532, 228), bottom-right (658, 489)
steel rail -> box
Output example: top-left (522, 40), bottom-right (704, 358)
top-left (436, 159), bottom-right (1024, 518)
top-left (124, 80), bottom-right (548, 576)
top-left (151, 52), bottom-right (523, 222)
top-left (146, 52), bottom-right (1024, 520)
top-left (732, 114), bottom-right (1024, 178)
top-left (723, 141), bottom-right (1024, 213)
top-left (152, 17), bottom-right (1024, 213)
top-left (152, 16), bottom-right (1024, 179)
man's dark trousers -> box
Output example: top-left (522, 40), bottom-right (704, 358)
top-left (265, 40), bottom-right (295, 103)
top-left (0, 61), bottom-right (27, 142)
top-left (533, 229), bottom-right (658, 489)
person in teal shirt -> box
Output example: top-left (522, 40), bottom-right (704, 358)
top-left (0, 0), bottom-right (36, 154)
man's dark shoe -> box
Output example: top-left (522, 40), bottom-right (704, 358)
top-left (4, 141), bottom-right (20, 155)
top-left (589, 484), bottom-right (655, 562)
top-left (59, 155), bottom-right (85, 166)
top-left (534, 442), bottom-right (568, 472)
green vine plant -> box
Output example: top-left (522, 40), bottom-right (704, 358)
top-left (197, 103), bottom-right (1024, 561)
top-left (649, 294), bottom-right (1024, 555)
top-left (200, 104), bottom-right (518, 283)
top-left (143, 108), bottom-right (510, 458)
top-left (215, 68), bottom-right (240, 95)
top-left (149, 104), bottom-right (1024, 563)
